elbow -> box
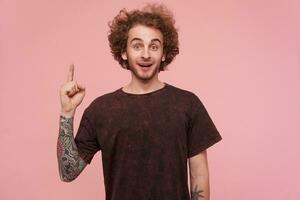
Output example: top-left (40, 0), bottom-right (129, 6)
top-left (60, 176), bottom-right (75, 183)
top-left (58, 167), bottom-right (78, 183)
top-left (57, 157), bottom-right (86, 182)
top-left (59, 174), bottom-right (77, 182)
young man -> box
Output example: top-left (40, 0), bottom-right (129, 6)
top-left (57, 3), bottom-right (222, 200)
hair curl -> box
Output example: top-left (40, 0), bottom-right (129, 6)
top-left (107, 3), bottom-right (179, 71)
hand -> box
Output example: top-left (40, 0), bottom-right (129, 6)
top-left (60, 64), bottom-right (86, 116)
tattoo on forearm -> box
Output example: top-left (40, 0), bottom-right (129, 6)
top-left (57, 115), bottom-right (87, 181)
top-left (191, 185), bottom-right (204, 200)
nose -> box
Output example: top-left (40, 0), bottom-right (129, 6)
top-left (141, 48), bottom-right (150, 59)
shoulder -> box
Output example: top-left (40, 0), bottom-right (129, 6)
top-left (83, 88), bottom-right (121, 114)
top-left (167, 84), bottom-right (200, 102)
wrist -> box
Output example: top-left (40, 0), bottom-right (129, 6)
top-left (60, 110), bottom-right (75, 118)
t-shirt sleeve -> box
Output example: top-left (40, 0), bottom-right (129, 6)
top-left (187, 93), bottom-right (222, 158)
top-left (74, 105), bottom-right (100, 164)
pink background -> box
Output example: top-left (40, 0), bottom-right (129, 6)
top-left (1, 0), bottom-right (300, 199)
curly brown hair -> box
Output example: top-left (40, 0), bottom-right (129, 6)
top-left (107, 3), bottom-right (179, 71)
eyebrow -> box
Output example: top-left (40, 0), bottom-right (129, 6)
top-left (129, 38), bottom-right (162, 44)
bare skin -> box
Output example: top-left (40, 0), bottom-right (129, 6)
top-left (191, 184), bottom-right (204, 200)
top-left (189, 150), bottom-right (210, 199)
top-left (121, 24), bottom-right (166, 94)
top-left (57, 64), bottom-right (87, 182)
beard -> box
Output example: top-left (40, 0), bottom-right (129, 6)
top-left (128, 63), bottom-right (160, 82)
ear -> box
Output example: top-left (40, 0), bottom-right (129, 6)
top-left (162, 54), bottom-right (166, 62)
top-left (121, 51), bottom-right (127, 60)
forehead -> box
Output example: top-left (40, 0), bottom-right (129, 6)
top-left (127, 24), bottom-right (163, 43)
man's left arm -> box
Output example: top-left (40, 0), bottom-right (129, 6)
top-left (188, 150), bottom-right (210, 200)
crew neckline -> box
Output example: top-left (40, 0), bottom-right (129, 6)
top-left (119, 82), bottom-right (169, 96)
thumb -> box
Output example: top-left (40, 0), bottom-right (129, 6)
top-left (77, 83), bottom-right (85, 90)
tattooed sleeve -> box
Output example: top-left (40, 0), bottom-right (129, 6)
top-left (57, 115), bottom-right (87, 182)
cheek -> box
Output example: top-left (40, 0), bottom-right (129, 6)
top-left (153, 52), bottom-right (164, 59)
top-left (126, 53), bottom-right (138, 66)
top-left (127, 50), bottom-right (139, 59)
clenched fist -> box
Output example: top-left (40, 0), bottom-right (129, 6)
top-left (60, 64), bottom-right (86, 117)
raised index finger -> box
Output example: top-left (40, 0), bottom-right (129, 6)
top-left (67, 64), bottom-right (74, 82)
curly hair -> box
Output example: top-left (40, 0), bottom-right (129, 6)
top-left (107, 3), bottom-right (179, 71)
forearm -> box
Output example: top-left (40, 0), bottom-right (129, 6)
top-left (190, 174), bottom-right (210, 200)
top-left (57, 115), bottom-right (87, 182)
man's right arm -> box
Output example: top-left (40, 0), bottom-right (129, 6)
top-left (58, 64), bottom-right (87, 182)
top-left (57, 114), bottom-right (87, 182)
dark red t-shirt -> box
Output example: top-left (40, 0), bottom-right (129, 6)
top-left (75, 82), bottom-right (222, 200)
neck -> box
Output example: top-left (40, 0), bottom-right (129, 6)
top-left (123, 76), bottom-right (165, 94)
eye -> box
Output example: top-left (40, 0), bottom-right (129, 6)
top-left (150, 44), bottom-right (159, 51)
top-left (132, 43), bottom-right (142, 50)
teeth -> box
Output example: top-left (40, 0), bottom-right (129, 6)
top-left (139, 64), bottom-right (151, 67)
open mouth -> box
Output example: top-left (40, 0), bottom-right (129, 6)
top-left (138, 63), bottom-right (152, 68)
